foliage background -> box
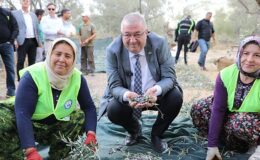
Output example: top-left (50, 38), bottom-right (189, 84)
top-left (2, 0), bottom-right (260, 43)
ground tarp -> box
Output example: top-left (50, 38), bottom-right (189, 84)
top-left (97, 114), bottom-right (251, 160)
top-left (0, 97), bottom-right (252, 159)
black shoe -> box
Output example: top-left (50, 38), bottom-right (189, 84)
top-left (125, 133), bottom-right (141, 146)
top-left (151, 135), bottom-right (168, 153)
top-left (125, 121), bottom-right (142, 146)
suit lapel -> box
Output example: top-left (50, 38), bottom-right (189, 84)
top-left (122, 47), bottom-right (132, 88)
top-left (19, 10), bottom-right (26, 27)
top-left (144, 39), bottom-right (158, 81)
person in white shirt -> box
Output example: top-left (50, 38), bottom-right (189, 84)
top-left (41, 2), bottom-right (63, 53)
top-left (59, 9), bottom-right (76, 39)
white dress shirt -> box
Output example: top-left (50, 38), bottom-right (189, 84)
top-left (22, 10), bottom-right (35, 38)
top-left (123, 49), bottom-right (162, 101)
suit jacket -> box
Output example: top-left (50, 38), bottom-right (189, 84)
top-left (98, 32), bottom-right (179, 120)
top-left (12, 9), bottom-right (41, 46)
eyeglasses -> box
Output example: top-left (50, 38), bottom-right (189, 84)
top-left (122, 31), bottom-right (146, 39)
top-left (48, 8), bottom-right (55, 11)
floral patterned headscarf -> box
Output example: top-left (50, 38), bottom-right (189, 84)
top-left (236, 35), bottom-right (260, 79)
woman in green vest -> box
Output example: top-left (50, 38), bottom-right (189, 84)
top-left (14, 37), bottom-right (97, 160)
top-left (190, 35), bottom-right (260, 160)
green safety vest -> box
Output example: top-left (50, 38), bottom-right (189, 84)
top-left (19, 62), bottom-right (81, 120)
top-left (220, 64), bottom-right (260, 112)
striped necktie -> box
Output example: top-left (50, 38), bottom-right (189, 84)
top-left (133, 54), bottom-right (142, 120)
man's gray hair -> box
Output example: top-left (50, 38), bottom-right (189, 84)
top-left (120, 12), bottom-right (147, 32)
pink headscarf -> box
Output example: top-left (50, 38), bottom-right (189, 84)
top-left (236, 35), bottom-right (260, 79)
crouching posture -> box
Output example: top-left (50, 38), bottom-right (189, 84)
top-left (98, 12), bottom-right (183, 153)
top-left (9, 38), bottom-right (97, 159)
top-left (191, 35), bottom-right (260, 160)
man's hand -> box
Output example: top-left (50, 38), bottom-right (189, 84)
top-left (126, 91), bottom-right (140, 108)
top-left (25, 147), bottom-right (42, 160)
top-left (144, 86), bottom-right (157, 107)
top-left (206, 147), bottom-right (222, 160)
top-left (126, 87), bottom-right (157, 109)
top-left (84, 38), bottom-right (90, 44)
top-left (191, 30), bottom-right (198, 42)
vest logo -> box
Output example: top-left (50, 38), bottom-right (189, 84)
top-left (64, 100), bottom-right (72, 109)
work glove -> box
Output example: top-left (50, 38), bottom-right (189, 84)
top-left (206, 147), bottom-right (222, 160)
top-left (249, 145), bottom-right (260, 160)
top-left (84, 132), bottom-right (97, 145)
top-left (25, 148), bottom-right (43, 160)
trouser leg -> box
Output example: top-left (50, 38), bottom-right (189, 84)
top-left (107, 99), bottom-right (140, 135)
top-left (175, 42), bottom-right (183, 63)
top-left (223, 113), bottom-right (260, 152)
top-left (151, 87), bottom-right (183, 136)
top-left (86, 46), bottom-right (95, 73)
top-left (27, 39), bottom-right (37, 66)
top-left (81, 46), bottom-right (88, 73)
top-left (184, 43), bottom-right (189, 64)
top-left (190, 95), bottom-right (213, 136)
top-left (198, 39), bottom-right (209, 67)
top-left (0, 43), bottom-right (16, 96)
top-left (34, 110), bottom-right (85, 159)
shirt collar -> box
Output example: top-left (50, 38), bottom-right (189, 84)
top-left (22, 9), bottom-right (29, 14)
top-left (129, 49), bottom-right (145, 58)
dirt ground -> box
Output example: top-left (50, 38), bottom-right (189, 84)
top-left (0, 43), bottom-right (237, 105)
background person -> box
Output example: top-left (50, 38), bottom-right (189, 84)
top-left (41, 2), bottom-right (63, 54)
top-left (192, 12), bottom-right (215, 71)
top-left (35, 8), bottom-right (45, 62)
top-left (98, 12), bottom-right (183, 153)
top-left (15, 38), bottom-right (97, 159)
top-left (0, 0), bottom-right (19, 98)
top-left (12, 0), bottom-right (42, 81)
top-left (59, 8), bottom-right (76, 39)
top-left (190, 35), bottom-right (260, 160)
top-left (175, 15), bottom-right (195, 65)
top-left (79, 11), bottom-right (96, 75)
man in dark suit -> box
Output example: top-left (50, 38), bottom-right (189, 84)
top-left (12, 0), bottom-right (42, 80)
top-left (99, 12), bottom-right (183, 153)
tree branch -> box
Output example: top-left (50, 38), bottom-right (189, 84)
top-left (238, 0), bottom-right (260, 14)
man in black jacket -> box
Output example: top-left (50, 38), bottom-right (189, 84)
top-left (0, 0), bottom-right (19, 98)
top-left (192, 12), bottom-right (215, 71)
top-left (175, 15), bottom-right (195, 64)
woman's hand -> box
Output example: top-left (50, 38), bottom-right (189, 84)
top-left (249, 145), bottom-right (260, 160)
top-left (84, 131), bottom-right (97, 151)
top-left (206, 147), bottom-right (222, 160)
top-left (25, 147), bottom-right (42, 160)
top-left (84, 131), bottom-right (97, 146)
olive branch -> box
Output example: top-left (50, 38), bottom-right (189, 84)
top-left (130, 95), bottom-right (164, 119)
